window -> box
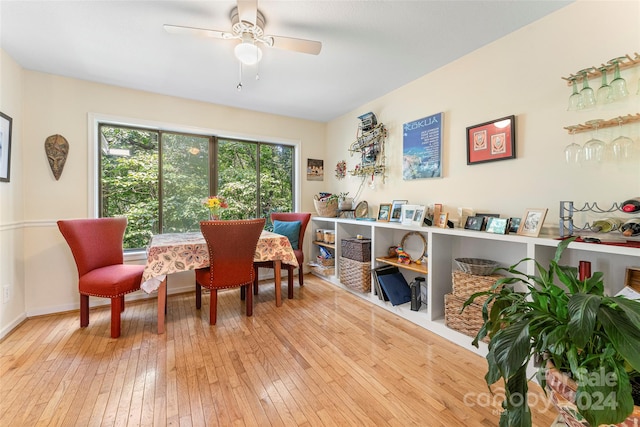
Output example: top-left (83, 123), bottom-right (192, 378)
top-left (98, 123), bottom-right (295, 250)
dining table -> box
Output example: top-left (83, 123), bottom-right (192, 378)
top-left (141, 230), bottom-right (299, 334)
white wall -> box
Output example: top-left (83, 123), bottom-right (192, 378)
top-left (1, 0), bottom-right (639, 336)
top-left (325, 1), bottom-right (640, 229)
top-left (0, 49), bottom-right (27, 336)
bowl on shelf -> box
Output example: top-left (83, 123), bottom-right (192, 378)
top-left (455, 258), bottom-right (499, 276)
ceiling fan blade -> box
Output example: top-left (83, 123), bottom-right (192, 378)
top-left (236, 0), bottom-right (257, 25)
top-left (267, 36), bottom-right (322, 55)
top-left (163, 24), bottom-right (227, 39)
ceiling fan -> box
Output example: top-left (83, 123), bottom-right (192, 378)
top-left (164, 0), bottom-right (322, 70)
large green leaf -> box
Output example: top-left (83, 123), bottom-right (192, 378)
top-left (567, 293), bottom-right (600, 348)
top-left (599, 305), bottom-right (640, 372)
top-left (577, 362), bottom-right (634, 426)
top-left (499, 365), bottom-right (532, 427)
top-left (613, 297), bottom-right (640, 330)
top-left (492, 320), bottom-right (532, 380)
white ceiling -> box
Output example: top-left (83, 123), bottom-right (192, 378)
top-left (0, 0), bottom-right (572, 122)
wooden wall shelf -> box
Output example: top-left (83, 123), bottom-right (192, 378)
top-left (562, 52), bottom-right (640, 85)
top-left (375, 256), bottom-right (428, 274)
top-left (564, 113), bottom-right (640, 134)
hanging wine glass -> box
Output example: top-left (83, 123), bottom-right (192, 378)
top-left (583, 119), bottom-right (605, 165)
top-left (611, 118), bottom-right (635, 162)
top-left (609, 57), bottom-right (629, 101)
top-left (564, 127), bottom-right (582, 165)
top-left (567, 77), bottom-right (583, 111)
top-left (578, 68), bottom-right (596, 109)
top-left (596, 66), bottom-right (613, 105)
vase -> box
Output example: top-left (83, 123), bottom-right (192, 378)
top-left (209, 212), bottom-right (220, 220)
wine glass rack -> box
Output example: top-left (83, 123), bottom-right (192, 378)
top-left (559, 200), bottom-right (627, 237)
top-left (348, 123), bottom-right (387, 182)
top-left (561, 52), bottom-right (640, 85)
top-left (564, 113), bottom-right (640, 134)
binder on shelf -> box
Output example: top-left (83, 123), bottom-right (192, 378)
top-left (377, 272), bottom-right (412, 306)
top-left (372, 265), bottom-right (399, 301)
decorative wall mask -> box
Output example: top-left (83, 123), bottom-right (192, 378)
top-left (44, 134), bottom-right (69, 180)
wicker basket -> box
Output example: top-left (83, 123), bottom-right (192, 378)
top-left (341, 238), bottom-right (371, 262)
top-left (454, 258), bottom-right (499, 276)
top-left (339, 257), bottom-right (371, 293)
top-left (310, 264), bottom-right (335, 277)
top-left (313, 198), bottom-right (338, 217)
top-left (452, 271), bottom-right (503, 302)
top-left (445, 293), bottom-right (489, 343)
top-left (316, 256), bottom-right (335, 266)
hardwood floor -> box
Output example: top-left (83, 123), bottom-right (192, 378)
top-left (0, 275), bottom-right (559, 426)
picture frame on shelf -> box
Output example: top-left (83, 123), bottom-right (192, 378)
top-left (390, 200), bottom-right (407, 222)
top-left (401, 205), bottom-right (419, 226)
top-left (0, 111), bottom-right (13, 182)
top-left (466, 115), bottom-right (515, 165)
top-left (508, 218), bottom-right (521, 234)
top-left (377, 203), bottom-right (391, 222)
top-left (412, 205), bottom-right (426, 226)
top-left (486, 217), bottom-right (508, 234)
top-left (517, 208), bottom-right (548, 237)
top-left (438, 212), bottom-right (449, 228)
top-left (464, 216), bottom-right (484, 231)
top-left (433, 203), bottom-right (443, 226)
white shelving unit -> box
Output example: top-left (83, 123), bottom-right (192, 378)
top-left (310, 216), bottom-right (640, 357)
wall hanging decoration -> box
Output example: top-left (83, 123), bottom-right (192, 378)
top-left (0, 112), bottom-right (12, 182)
top-left (403, 112), bottom-right (443, 179)
top-left (466, 115), bottom-right (515, 165)
top-left (44, 134), bottom-right (69, 181)
top-left (306, 158), bottom-right (324, 181)
top-left (335, 160), bottom-right (346, 180)
top-left (348, 112), bottom-right (387, 183)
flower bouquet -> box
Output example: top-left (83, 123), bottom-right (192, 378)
top-left (203, 195), bottom-right (228, 220)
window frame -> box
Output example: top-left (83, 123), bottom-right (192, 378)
top-left (88, 113), bottom-right (301, 254)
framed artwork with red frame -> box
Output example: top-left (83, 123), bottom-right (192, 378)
top-left (466, 115), bottom-right (515, 165)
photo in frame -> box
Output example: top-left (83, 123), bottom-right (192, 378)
top-left (508, 218), bottom-right (521, 234)
top-left (412, 205), bottom-right (426, 226)
top-left (306, 158), bottom-right (324, 181)
top-left (390, 200), bottom-right (407, 222)
top-left (377, 203), bottom-right (391, 222)
top-left (438, 212), bottom-right (449, 228)
top-left (486, 217), bottom-right (508, 234)
top-left (401, 205), bottom-right (419, 226)
top-left (0, 112), bottom-right (13, 182)
top-left (466, 115), bottom-right (515, 165)
top-left (517, 208), bottom-right (548, 237)
top-left (464, 216), bottom-right (484, 231)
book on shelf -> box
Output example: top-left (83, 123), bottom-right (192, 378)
top-left (377, 272), bottom-right (412, 306)
top-left (372, 265), bottom-right (400, 301)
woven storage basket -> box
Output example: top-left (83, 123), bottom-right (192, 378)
top-left (454, 258), bottom-right (498, 276)
top-left (452, 271), bottom-right (503, 303)
top-left (341, 238), bottom-right (371, 262)
top-left (313, 198), bottom-right (338, 217)
top-left (310, 264), bottom-right (335, 277)
top-left (339, 257), bottom-right (371, 293)
top-left (316, 256), bottom-right (335, 267)
top-left (445, 293), bottom-right (489, 343)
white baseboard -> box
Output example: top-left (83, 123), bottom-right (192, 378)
top-left (0, 313), bottom-right (28, 341)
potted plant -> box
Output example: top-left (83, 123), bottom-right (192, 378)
top-left (465, 237), bottom-right (640, 427)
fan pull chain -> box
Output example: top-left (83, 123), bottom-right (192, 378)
top-left (237, 62), bottom-right (243, 91)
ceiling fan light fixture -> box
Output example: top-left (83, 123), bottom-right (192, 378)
top-left (234, 40), bottom-right (262, 66)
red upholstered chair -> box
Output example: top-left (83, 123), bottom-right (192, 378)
top-left (57, 217), bottom-right (143, 338)
top-left (254, 212), bottom-right (311, 299)
top-left (195, 218), bottom-right (265, 325)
